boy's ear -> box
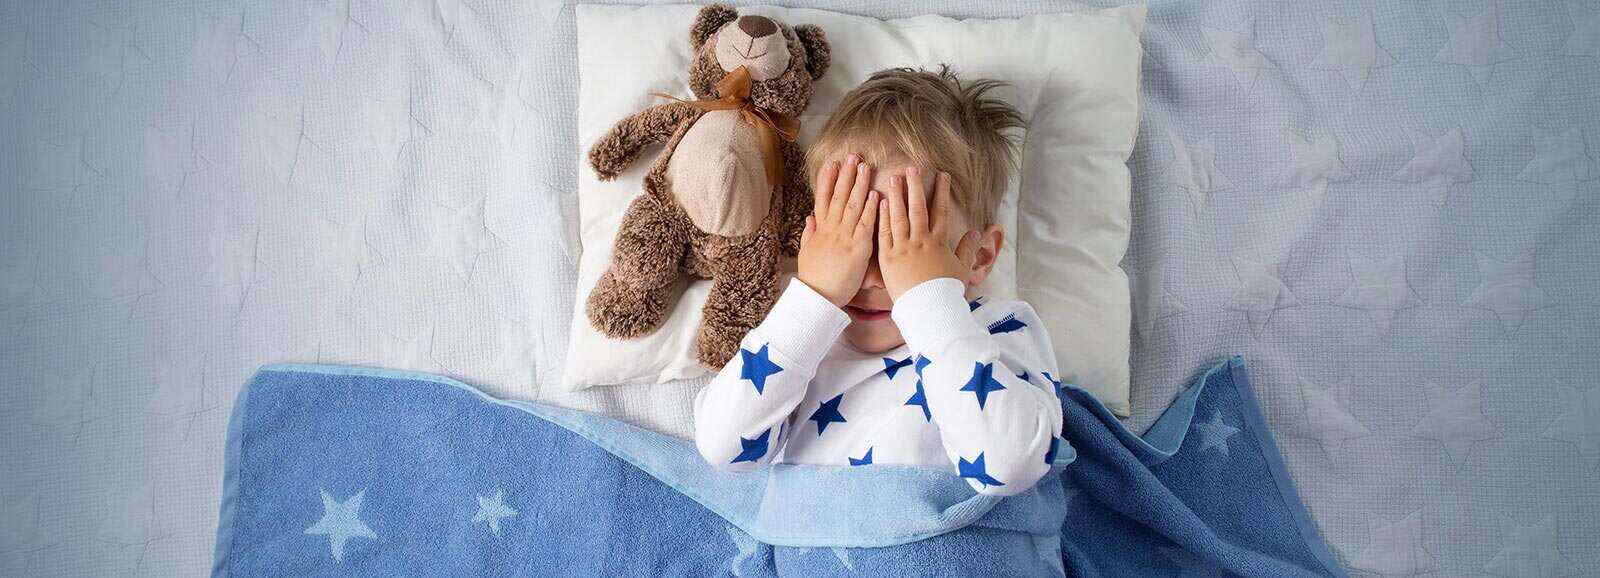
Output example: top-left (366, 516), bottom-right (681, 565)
top-left (794, 24), bottom-right (830, 80)
top-left (965, 225), bottom-right (1004, 288)
top-left (691, 4), bottom-right (738, 51)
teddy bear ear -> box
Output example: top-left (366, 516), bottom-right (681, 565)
top-left (691, 4), bottom-right (739, 51)
top-left (794, 24), bottom-right (830, 80)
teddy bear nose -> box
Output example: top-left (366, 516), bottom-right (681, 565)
top-left (737, 15), bottom-right (777, 38)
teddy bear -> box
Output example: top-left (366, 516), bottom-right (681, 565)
top-left (585, 4), bottom-right (831, 368)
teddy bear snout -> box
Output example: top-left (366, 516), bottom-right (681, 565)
top-left (737, 15), bottom-right (777, 38)
top-left (714, 16), bottom-right (792, 82)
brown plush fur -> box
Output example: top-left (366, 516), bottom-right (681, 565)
top-left (585, 4), bottom-right (830, 368)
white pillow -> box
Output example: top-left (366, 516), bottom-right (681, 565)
top-left (566, 4), bottom-right (1140, 416)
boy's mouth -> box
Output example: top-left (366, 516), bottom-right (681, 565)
top-left (844, 305), bottom-right (891, 322)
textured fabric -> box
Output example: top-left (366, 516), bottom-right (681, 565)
top-left (4, 1), bottom-right (1598, 575)
top-left (213, 359), bottom-right (1336, 577)
top-left (693, 278), bottom-right (1065, 497)
top-left (567, 5), bottom-right (1143, 420)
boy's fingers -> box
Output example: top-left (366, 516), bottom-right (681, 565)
top-left (905, 166), bottom-right (929, 237)
top-left (887, 174), bottom-right (911, 240)
top-left (842, 162), bottom-right (874, 223)
top-left (813, 160), bottom-right (839, 219)
top-left (829, 154), bottom-right (860, 220)
top-left (855, 191), bottom-right (879, 240)
top-left (876, 199), bottom-right (894, 251)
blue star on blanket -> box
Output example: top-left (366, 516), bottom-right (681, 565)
top-left (730, 429), bottom-right (771, 464)
top-left (986, 313), bottom-right (1027, 334)
top-left (849, 447), bottom-right (874, 466)
top-left (958, 453), bottom-right (1005, 488)
top-left (882, 356), bottom-right (913, 379)
top-left (809, 394), bottom-right (847, 435)
top-left (739, 344), bottom-right (782, 394)
top-left (960, 362), bottom-right (1007, 410)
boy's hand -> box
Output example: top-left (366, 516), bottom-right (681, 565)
top-left (798, 155), bottom-right (879, 307)
top-left (877, 167), bottom-right (980, 301)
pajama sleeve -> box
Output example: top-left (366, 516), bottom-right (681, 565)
top-left (890, 278), bottom-right (1065, 496)
top-left (693, 278), bottom-right (850, 471)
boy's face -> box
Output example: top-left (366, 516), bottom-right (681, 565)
top-left (836, 154), bottom-right (1004, 354)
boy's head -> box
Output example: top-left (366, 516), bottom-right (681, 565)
top-left (806, 66), bottom-right (1025, 353)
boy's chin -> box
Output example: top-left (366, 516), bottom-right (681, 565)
top-left (842, 321), bottom-right (906, 354)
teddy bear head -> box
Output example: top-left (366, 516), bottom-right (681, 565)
top-left (687, 4), bottom-right (830, 118)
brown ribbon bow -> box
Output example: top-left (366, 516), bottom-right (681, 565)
top-left (653, 66), bottom-right (800, 188)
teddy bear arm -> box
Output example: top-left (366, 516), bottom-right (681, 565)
top-left (776, 145), bottom-right (813, 257)
top-left (587, 102), bottom-right (702, 181)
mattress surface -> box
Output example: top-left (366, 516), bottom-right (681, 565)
top-left (0, 1), bottom-right (1595, 575)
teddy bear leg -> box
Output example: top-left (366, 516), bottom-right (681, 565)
top-left (586, 195), bottom-right (687, 339)
top-left (694, 238), bottom-right (782, 368)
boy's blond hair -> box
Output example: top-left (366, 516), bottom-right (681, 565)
top-left (806, 66), bottom-right (1025, 227)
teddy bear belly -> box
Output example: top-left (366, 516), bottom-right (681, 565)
top-left (666, 110), bottom-right (772, 237)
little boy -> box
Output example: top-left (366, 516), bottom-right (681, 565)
top-left (693, 67), bottom-right (1063, 496)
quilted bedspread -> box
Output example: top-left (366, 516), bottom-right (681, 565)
top-left (1, 0), bottom-right (1596, 576)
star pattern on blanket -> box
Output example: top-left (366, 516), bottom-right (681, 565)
top-left (724, 526), bottom-right (761, 577)
top-left (1334, 254), bottom-right (1420, 336)
top-left (1188, 412), bottom-right (1240, 460)
top-left (1350, 511), bottom-right (1437, 575)
top-left (960, 362), bottom-right (1008, 410)
top-left (1202, 23), bottom-right (1274, 87)
top-left (1225, 256), bottom-right (1299, 337)
top-left (808, 394), bottom-right (847, 435)
top-left (1515, 129), bottom-right (1597, 184)
top-left (472, 489), bottom-right (518, 537)
top-left (1411, 382), bottom-right (1500, 466)
top-left (1166, 131), bottom-right (1233, 213)
top-left (1129, 256), bottom-right (1191, 338)
top-left (1308, 13), bottom-right (1393, 92)
top-left (1467, 252), bottom-right (1552, 331)
top-left (305, 489), bottom-right (379, 563)
top-left (1565, 3), bottom-right (1600, 57)
top-left (1293, 378), bottom-right (1370, 454)
top-left (1283, 131), bottom-right (1351, 189)
top-left (830, 547), bottom-right (857, 571)
top-left (882, 356), bottom-right (912, 379)
top-left (1434, 6), bottom-right (1518, 85)
top-left (730, 429), bottom-right (771, 464)
top-left (957, 453), bottom-right (1005, 488)
top-left (1485, 516), bottom-right (1573, 577)
top-left (738, 344), bottom-right (782, 395)
top-left (1391, 127), bottom-right (1475, 206)
top-left (1541, 384), bottom-right (1600, 467)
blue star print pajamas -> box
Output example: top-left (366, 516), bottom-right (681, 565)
top-left (693, 277), bottom-right (1065, 496)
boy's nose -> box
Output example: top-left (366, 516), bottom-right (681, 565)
top-left (862, 259), bottom-right (885, 290)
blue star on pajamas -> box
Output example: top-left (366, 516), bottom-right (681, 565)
top-left (968, 296), bottom-right (985, 311)
top-left (960, 362), bottom-right (1008, 410)
top-left (739, 344), bottom-right (783, 394)
top-left (914, 355), bottom-right (931, 377)
top-left (850, 447), bottom-right (874, 466)
top-left (905, 378), bottom-right (931, 422)
top-left (808, 394), bottom-right (847, 435)
top-left (1041, 372), bottom-right (1063, 392)
top-left (1044, 437), bottom-right (1061, 464)
top-left (882, 356), bottom-right (913, 379)
top-left (986, 313), bottom-right (1027, 334)
top-left (730, 429), bottom-right (771, 464)
top-left (958, 453), bottom-right (1005, 488)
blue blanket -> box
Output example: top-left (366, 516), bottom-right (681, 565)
top-left (213, 358), bottom-right (1342, 576)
